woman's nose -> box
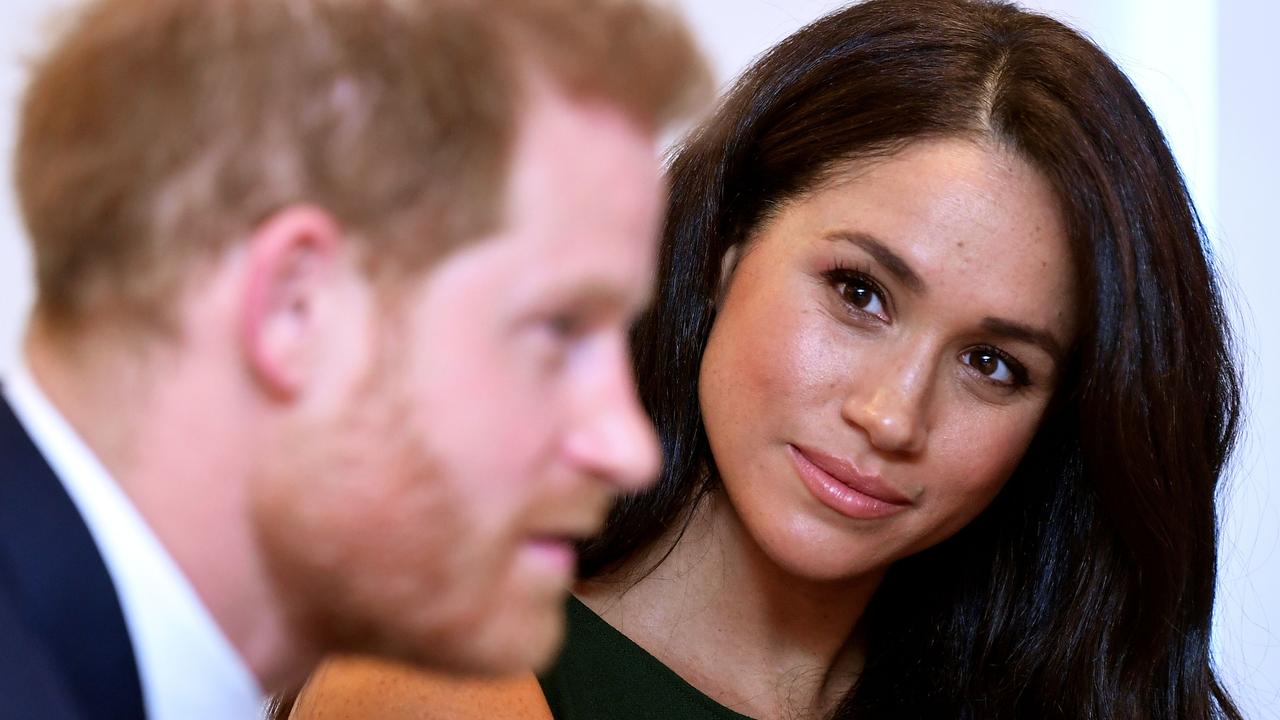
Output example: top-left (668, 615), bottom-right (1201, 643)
top-left (840, 351), bottom-right (931, 456)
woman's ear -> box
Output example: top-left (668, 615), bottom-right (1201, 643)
top-left (714, 244), bottom-right (743, 309)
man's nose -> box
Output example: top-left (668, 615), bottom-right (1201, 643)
top-left (563, 361), bottom-right (661, 492)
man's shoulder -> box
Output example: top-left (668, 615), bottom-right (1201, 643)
top-left (0, 392), bottom-right (70, 569)
top-left (0, 394), bottom-right (147, 720)
top-left (0, 389), bottom-right (48, 478)
top-left (0, 390), bottom-right (89, 719)
top-left (0, 584), bottom-right (86, 720)
top-left (0, 392), bottom-right (86, 570)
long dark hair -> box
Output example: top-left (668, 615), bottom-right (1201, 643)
top-left (580, 1), bottom-right (1243, 717)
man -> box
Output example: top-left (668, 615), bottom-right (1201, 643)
top-left (0, 0), bottom-right (709, 717)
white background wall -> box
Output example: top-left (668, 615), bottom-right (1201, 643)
top-left (1, 1), bottom-right (1275, 716)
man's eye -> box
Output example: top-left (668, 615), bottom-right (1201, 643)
top-left (547, 314), bottom-right (582, 338)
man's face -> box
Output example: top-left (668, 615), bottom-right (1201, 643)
top-left (256, 90), bottom-right (663, 674)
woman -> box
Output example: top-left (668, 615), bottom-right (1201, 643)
top-left (282, 0), bottom-right (1243, 717)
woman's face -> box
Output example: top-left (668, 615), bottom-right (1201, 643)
top-left (698, 139), bottom-right (1077, 583)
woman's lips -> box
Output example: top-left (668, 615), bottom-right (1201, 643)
top-left (788, 444), bottom-right (913, 520)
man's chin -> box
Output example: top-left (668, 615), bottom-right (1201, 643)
top-left (387, 601), bottom-right (567, 677)
top-left (462, 606), bottom-right (566, 677)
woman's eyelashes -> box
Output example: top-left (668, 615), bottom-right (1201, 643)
top-left (960, 346), bottom-right (1031, 389)
top-left (822, 263), bottom-right (1034, 391)
top-left (823, 264), bottom-right (890, 322)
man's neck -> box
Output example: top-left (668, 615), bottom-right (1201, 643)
top-left (22, 323), bottom-right (310, 692)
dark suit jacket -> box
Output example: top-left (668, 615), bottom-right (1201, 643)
top-left (0, 395), bottom-right (146, 719)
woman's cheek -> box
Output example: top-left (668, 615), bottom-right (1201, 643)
top-left (923, 407), bottom-right (1044, 536)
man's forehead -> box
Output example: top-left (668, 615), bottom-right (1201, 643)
top-left (506, 88), bottom-right (660, 198)
top-left (463, 86), bottom-right (661, 318)
top-left (506, 249), bottom-right (654, 311)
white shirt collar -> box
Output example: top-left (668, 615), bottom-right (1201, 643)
top-left (4, 360), bottom-right (266, 720)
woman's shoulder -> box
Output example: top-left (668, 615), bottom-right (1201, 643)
top-left (286, 656), bottom-right (552, 720)
top-left (540, 594), bottom-right (753, 720)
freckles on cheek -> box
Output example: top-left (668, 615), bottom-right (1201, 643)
top-left (741, 309), bottom-right (835, 402)
top-left (798, 313), bottom-right (861, 385)
top-left (934, 417), bottom-right (1040, 501)
top-left (750, 317), bottom-right (860, 425)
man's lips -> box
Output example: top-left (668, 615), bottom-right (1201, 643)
top-left (526, 515), bottom-right (605, 545)
top-left (525, 530), bottom-right (590, 547)
top-left (523, 517), bottom-right (603, 559)
top-left (521, 495), bottom-right (611, 577)
top-left (523, 518), bottom-right (600, 576)
top-left (521, 537), bottom-right (578, 577)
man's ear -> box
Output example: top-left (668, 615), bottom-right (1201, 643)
top-left (240, 205), bottom-right (346, 399)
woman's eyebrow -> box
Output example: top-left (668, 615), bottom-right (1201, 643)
top-left (980, 317), bottom-right (1065, 362)
top-left (825, 230), bottom-right (1064, 360)
top-left (826, 231), bottom-right (927, 295)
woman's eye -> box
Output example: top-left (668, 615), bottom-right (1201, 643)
top-left (829, 272), bottom-right (888, 319)
top-left (962, 348), bottom-right (1026, 387)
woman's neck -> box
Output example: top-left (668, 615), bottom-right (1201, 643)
top-left (577, 488), bottom-right (882, 719)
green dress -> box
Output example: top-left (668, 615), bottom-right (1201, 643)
top-left (538, 596), bottom-right (755, 720)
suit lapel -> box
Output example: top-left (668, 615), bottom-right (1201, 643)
top-left (0, 581), bottom-right (86, 720)
top-left (0, 394), bottom-right (147, 719)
